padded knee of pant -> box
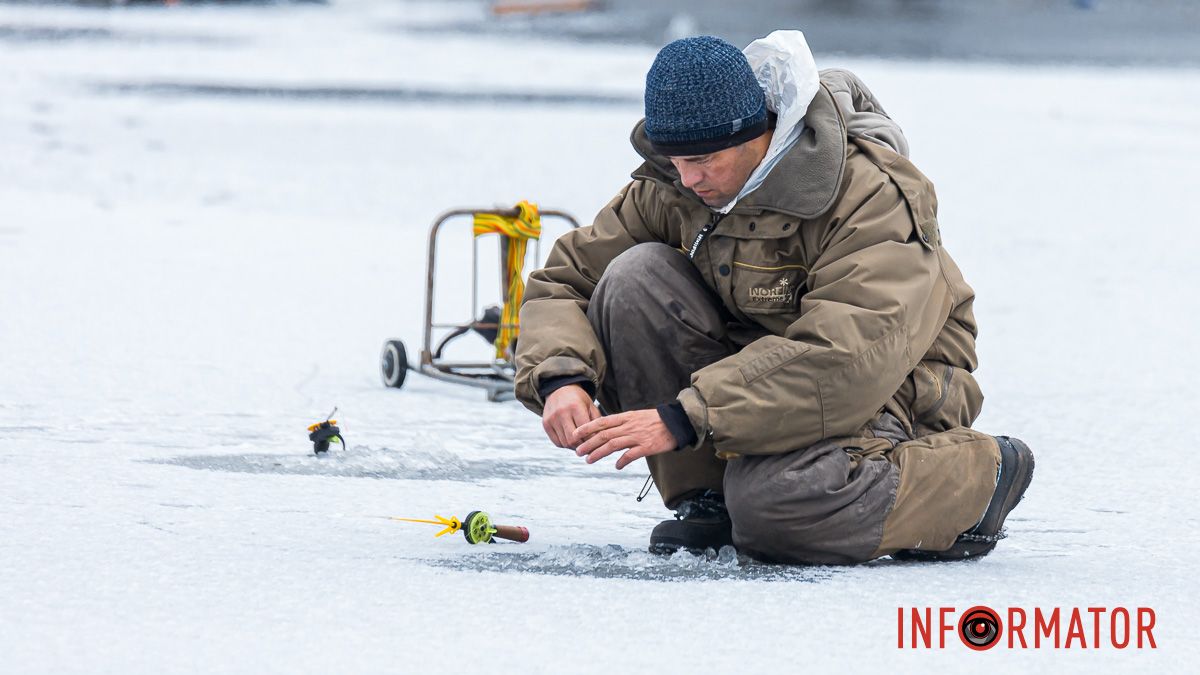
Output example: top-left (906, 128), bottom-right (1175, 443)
top-left (596, 242), bottom-right (687, 294)
top-left (724, 452), bottom-right (890, 565)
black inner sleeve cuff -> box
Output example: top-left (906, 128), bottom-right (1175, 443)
top-left (538, 375), bottom-right (596, 401)
top-left (656, 401), bottom-right (698, 450)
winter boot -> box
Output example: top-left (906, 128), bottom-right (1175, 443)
top-left (649, 490), bottom-right (734, 555)
top-left (892, 436), bottom-right (1035, 562)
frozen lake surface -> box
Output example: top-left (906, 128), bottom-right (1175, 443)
top-left (1, 1), bottom-right (1198, 672)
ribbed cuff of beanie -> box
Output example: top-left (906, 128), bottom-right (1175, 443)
top-left (649, 116), bottom-right (770, 157)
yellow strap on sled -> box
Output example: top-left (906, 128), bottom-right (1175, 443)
top-left (473, 201), bottom-right (541, 359)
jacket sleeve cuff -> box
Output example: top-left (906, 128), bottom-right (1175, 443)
top-left (518, 355), bottom-right (598, 414)
top-left (538, 375), bottom-right (596, 401)
top-left (675, 387), bottom-right (711, 453)
top-left (656, 402), bottom-right (697, 450)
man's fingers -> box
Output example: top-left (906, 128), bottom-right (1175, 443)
top-left (588, 405), bottom-right (602, 422)
top-left (545, 410), bottom-right (578, 449)
top-left (585, 436), bottom-right (637, 464)
top-left (615, 446), bottom-right (648, 470)
top-left (572, 413), bottom-right (621, 447)
top-left (575, 425), bottom-right (624, 456)
top-left (557, 418), bottom-right (577, 450)
top-left (543, 418), bottom-right (562, 447)
top-left (569, 407), bottom-right (592, 441)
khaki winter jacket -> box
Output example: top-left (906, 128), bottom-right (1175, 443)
top-left (514, 70), bottom-right (979, 458)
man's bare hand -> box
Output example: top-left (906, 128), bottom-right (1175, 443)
top-left (542, 384), bottom-right (601, 449)
top-left (571, 409), bottom-right (676, 470)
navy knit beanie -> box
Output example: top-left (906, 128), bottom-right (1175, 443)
top-left (644, 36), bottom-right (767, 156)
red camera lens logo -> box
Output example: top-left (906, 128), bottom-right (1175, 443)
top-left (958, 606), bottom-right (1002, 651)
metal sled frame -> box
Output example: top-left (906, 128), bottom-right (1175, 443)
top-left (417, 207), bottom-right (580, 401)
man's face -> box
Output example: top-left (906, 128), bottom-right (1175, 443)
top-left (668, 139), bottom-right (765, 208)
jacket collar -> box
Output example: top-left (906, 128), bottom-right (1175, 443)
top-left (630, 83), bottom-right (847, 220)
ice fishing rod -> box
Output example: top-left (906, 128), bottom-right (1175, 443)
top-left (391, 510), bottom-right (530, 545)
top-left (307, 407), bottom-right (344, 455)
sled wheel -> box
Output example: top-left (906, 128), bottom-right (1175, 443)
top-left (380, 339), bottom-right (408, 388)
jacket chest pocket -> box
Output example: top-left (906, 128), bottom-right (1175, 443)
top-left (731, 261), bottom-right (808, 315)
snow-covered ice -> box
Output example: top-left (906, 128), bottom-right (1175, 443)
top-left (2, 1), bottom-right (1198, 672)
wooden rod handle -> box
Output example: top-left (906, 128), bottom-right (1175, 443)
top-left (492, 524), bottom-right (529, 543)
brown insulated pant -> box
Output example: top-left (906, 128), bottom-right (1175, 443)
top-left (587, 243), bottom-right (1000, 564)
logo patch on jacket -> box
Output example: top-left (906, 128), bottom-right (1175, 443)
top-left (748, 278), bottom-right (799, 305)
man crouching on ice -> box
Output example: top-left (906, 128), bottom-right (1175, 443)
top-left (513, 32), bottom-right (1034, 563)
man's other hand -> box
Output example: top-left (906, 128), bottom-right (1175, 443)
top-left (542, 384), bottom-right (601, 449)
top-left (572, 410), bottom-right (676, 470)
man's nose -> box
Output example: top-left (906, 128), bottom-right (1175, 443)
top-left (678, 165), bottom-right (703, 189)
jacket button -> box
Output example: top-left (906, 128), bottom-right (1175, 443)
top-left (748, 222), bottom-right (756, 231)
top-left (718, 264), bottom-right (730, 276)
top-left (782, 223), bottom-right (792, 231)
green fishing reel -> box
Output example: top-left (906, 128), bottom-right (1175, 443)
top-left (462, 510), bottom-right (498, 544)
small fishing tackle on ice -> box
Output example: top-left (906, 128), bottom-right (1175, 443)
top-left (307, 406), bottom-right (345, 455)
top-left (391, 511), bottom-right (530, 545)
